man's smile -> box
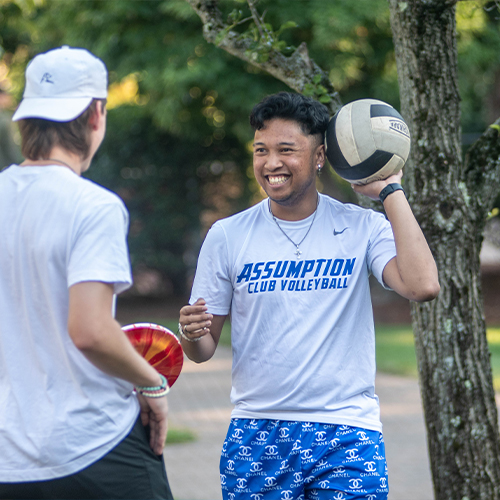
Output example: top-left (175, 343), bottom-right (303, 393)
top-left (267, 174), bottom-right (290, 186)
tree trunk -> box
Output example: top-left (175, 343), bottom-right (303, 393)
top-left (389, 1), bottom-right (500, 498)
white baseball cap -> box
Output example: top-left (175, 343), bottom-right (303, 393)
top-left (12, 45), bottom-right (107, 122)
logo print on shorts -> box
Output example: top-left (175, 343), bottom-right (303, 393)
top-left (380, 477), bottom-right (388, 488)
top-left (349, 478), bottom-right (363, 489)
top-left (232, 428), bottom-right (244, 439)
top-left (256, 431), bottom-right (269, 442)
top-left (333, 492), bottom-right (346, 500)
top-left (357, 431), bottom-right (369, 441)
top-left (250, 462), bottom-right (263, 472)
top-left (251, 495), bottom-right (263, 500)
top-left (239, 446), bottom-right (252, 457)
top-left (236, 478), bottom-right (247, 489)
top-left (345, 448), bottom-right (360, 460)
top-left (330, 438), bottom-right (340, 448)
top-left (364, 461), bottom-right (377, 473)
top-left (315, 431), bottom-right (327, 442)
top-left (373, 444), bottom-right (384, 460)
top-left (226, 460), bottom-right (235, 471)
top-left (279, 427), bottom-right (290, 439)
top-left (314, 458), bottom-right (328, 470)
top-left (264, 477), bottom-right (277, 487)
top-left (265, 445), bottom-right (279, 456)
top-left (281, 491), bottom-right (293, 500)
top-left (293, 472), bottom-right (303, 484)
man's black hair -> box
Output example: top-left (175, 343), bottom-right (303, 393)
top-left (249, 92), bottom-right (330, 141)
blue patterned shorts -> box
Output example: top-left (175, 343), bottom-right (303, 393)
top-left (220, 419), bottom-right (389, 500)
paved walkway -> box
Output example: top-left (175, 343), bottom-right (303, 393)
top-left (163, 346), bottom-right (435, 500)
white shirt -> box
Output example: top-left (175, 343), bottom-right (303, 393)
top-left (0, 165), bottom-right (137, 481)
top-left (191, 193), bottom-right (396, 432)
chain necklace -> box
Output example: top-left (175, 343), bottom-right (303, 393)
top-left (269, 196), bottom-right (319, 259)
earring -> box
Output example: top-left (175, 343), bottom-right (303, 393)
top-left (317, 164), bottom-right (323, 175)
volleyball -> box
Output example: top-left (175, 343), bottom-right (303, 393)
top-left (325, 98), bottom-right (411, 185)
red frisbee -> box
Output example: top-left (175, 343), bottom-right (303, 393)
top-left (122, 323), bottom-right (183, 388)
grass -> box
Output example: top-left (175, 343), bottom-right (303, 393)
top-left (375, 324), bottom-right (500, 390)
top-left (375, 325), bottom-right (419, 377)
top-left (165, 427), bottom-right (196, 445)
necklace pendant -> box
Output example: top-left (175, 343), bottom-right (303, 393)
top-left (295, 247), bottom-right (302, 259)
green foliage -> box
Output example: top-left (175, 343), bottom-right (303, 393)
top-left (2, 0), bottom-right (499, 293)
top-left (457, 1), bottom-right (500, 135)
top-left (214, 5), bottom-right (298, 64)
top-left (303, 74), bottom-right (332, 104)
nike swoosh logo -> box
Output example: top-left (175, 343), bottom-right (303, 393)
top-left (333, 227), bottom-right (348, 236)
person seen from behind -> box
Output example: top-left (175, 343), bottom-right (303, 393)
top-left (0, 46), bottom-right (173, 500)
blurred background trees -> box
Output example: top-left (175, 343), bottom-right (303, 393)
top-left (1, 0), bottom-right (499, 297)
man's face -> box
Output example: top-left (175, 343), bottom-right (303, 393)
top-left (253, 118), bottom-right (324, 210)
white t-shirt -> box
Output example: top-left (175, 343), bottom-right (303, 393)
top-left (0, 165), bottom-right (137, 482)
top-left (190, 193), bottom-right (397, 432)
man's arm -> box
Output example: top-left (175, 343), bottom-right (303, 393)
top-left (68, 281), bottom-right (169, 454)
top-left (179, 298), bottom-right (226, 363)
top-left (353, 171), bottom-right (440, 303)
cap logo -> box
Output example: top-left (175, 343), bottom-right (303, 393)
top-left (40, 73), bottom-right (54, 84)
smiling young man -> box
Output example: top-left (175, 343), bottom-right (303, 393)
top-left (179, 92), bottom-right (439, 499)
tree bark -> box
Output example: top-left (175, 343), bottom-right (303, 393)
top-left (389, 1), bottom-right (500, 498)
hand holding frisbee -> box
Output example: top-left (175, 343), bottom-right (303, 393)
top-left (122, 323), bottom-right (183, 388)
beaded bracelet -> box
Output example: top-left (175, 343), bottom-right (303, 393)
top-left (136, 374), bottom-right (170, 398)
top-left (178, 322), bottom-right (203, 343)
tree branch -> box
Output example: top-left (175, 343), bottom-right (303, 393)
top-left (247, 0), bottom-right (269, 41)
top-left (184, 0), bottom-right (342, 115)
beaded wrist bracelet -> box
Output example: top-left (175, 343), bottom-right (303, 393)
top-left (136, 374), bottom-right (170, 398)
